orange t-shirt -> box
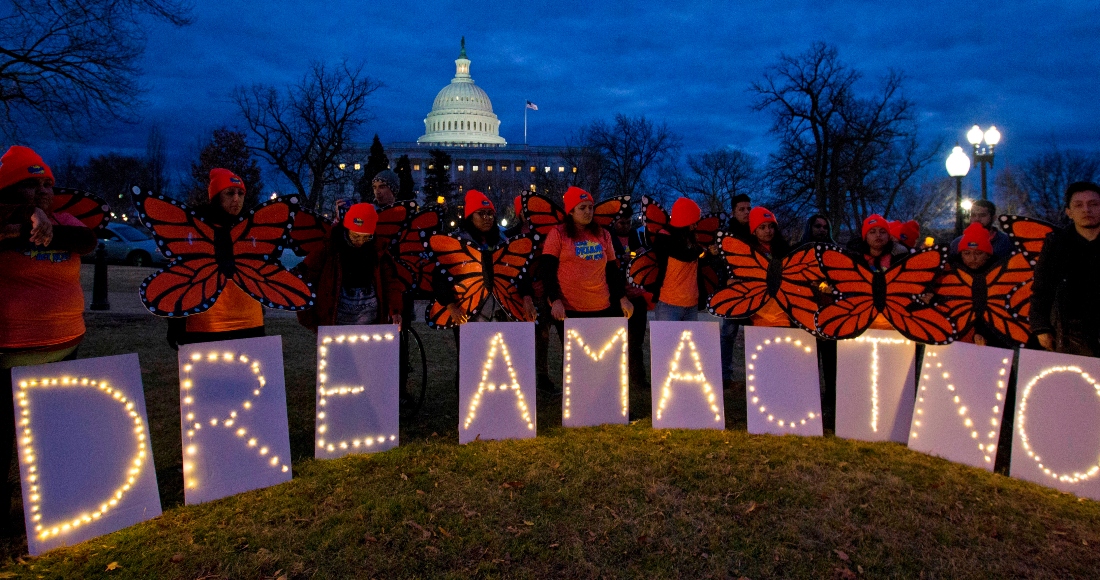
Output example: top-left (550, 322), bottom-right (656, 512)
top-left (543, 226), bottom-right (614, 312)
top-left (184, 281), bottom-right (263, 333)
top-left (750, 299), bottom-right (791, 327)
top-left (660, 257), bottom-right (699, 308)
top-left (0, 213), bottom-right (86, 350)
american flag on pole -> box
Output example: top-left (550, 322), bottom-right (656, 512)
top-left (526, 100), bottom-right (538, 111)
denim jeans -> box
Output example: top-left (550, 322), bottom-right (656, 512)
top-left (335, 286), bottom-right (379, 326)
top-left (720, 318), bottom-right (740, 382)
top-left (654, 301), bottom-right (698, 322)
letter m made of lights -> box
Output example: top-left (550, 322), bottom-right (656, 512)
top-left (562, 322), bottom-right (629, 426)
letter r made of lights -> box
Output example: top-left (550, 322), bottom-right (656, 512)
top-left (656, 330), bottom-right (722, 424)
top-left (563, 327), bottom-right (629, 422)
top-left (463, 332), bottom-right (534, 432)
top-left (15, 376), bottom-right (152, 545)
top-left (1017, 365), bottom-right (1100, 485)
top-left (316, 331), bottom-right (398, 456)
top-left (181, 350), bottom-right (290, 492)
top-left (746, 334), bottom-right (819, 431)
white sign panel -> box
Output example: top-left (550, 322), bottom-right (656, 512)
top-left (459, 322), bottom-right (537, 444)
top-left (744, 327), bottom-right (823, 436)
top-left (11, 354), bottom-right (162, 555)
top-left (649, 321), bottom-right (725, 430)
top-left (908, 342), bottom-right (1013, 471)
top-left (562, 318), bottom-right (629, 428)
top-left (316, 325), bottom-right (400, 459)
top-left (835, 329), bottom-right (916, 443)
top-left (179, 336), bottom-right (293, 505)
top-left (1011, 349), bottom-right (1100, 500)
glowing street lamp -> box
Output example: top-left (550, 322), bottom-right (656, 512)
top-left (946, 145), bottom-right (971, 237)
top-left (966, 125), bottom-right (1001, 201)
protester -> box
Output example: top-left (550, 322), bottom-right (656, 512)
top-left (851, 214), bottom-right (911, 271)
top-left (0, 145), bottom-right (96, 521)
top-left (608, 210), bottom-right (650, 388)
top-left (940, 222), bottom-right (1008, 348)
top-left (949, 200), bottom-right (1013, 259)
top-left (888, 220), bottom-right (921, 249)
top-left (799, 212), bottom-right (838, 429)
top-left (728, 194), bottom-right (752, 241)
top-left (800, 213), bottom-right (836, 246)
top-left (371, 169), bottom-right (399, 206)
top-left (646, 197), bottom-right (715, 321)
top-left (1031, 182), bottom-right (1100, 357)
top-left (295, 203), bottom-right (404, 332)
top-left (505, 194), bottom-right (555, 392)
top-left (745, 207), bottom-right (792, 327)
top-left (719, 194), bottom-right (752, 384)
top-left (166, 169), bottom-right (266, 348)
top-left (541, 187), bottom-right (633, 324)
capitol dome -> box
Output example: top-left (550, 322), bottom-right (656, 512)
top-left (418, 39), bottom-right (506, 147)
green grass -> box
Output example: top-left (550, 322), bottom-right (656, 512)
top-left (1, 267), bottom-right (1099, 578)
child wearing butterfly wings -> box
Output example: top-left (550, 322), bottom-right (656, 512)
top-left (0, 146), bottom-right (98, 523)
top-left (295, 203), bottom-right (404, 331)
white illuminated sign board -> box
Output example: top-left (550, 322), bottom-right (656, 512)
top-left (649, 321), bottom-right (725, 430)
top-left (835, 330), bottom-right (916, 443)
top-left (562, 318), bottom-right (629, 428)
top-left (743, 327), bottom-right (823, 436)
top-left (458, 322), bottom-right (537, 444)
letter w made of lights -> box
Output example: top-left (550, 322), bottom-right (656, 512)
top-left (459, 322), bottom-right (536, 444)
top-left (562, 318), bottom-right (629, 428)
top-left (178, 336), bottom-right (293, 505)
top-left (1010, 349), bottom-right (1100, 500)
top-left (315, 325), bottom-right (400, 459)
top-left (835, 329), bottom-right (916, 443)
top-left (649, 321), bottom-right (725, 430)
top-left (743, 326), bottom-right (822, 436)
top-left (11, 354), bottom-right (162, 556)
top-left (908, 341), bottom-right (1013, 471)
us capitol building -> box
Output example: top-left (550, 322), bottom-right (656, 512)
top-left (348, 40), bottom-right (574, 206)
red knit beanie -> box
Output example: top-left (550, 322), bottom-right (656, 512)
top-left (749, 206), bottom-right (777, 234)
top-left (464, 189), bottom-right (494, 218)
top-left (862, 214), bottom-right (888, 239)
top-left (0, 146), bottom-right (54, 191)
top-left (343, 203), bottom-right (379, 234)
top-left (563, 186), bottom-right (593, 215)
top-left (513, 195), bottom-right (523, 219)
top-left (208, 168), bottom-right (246, 200)
top-left (670, 197), bottom-right (701, 228)
top-left (897, 220), bottom-right (920, 248)
top-left (959, 222), bottom-right (993, 254)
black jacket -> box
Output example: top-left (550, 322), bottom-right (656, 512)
top-left (1031, 226), bottom-right (1100, 341)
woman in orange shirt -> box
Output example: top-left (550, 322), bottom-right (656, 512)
top-left (165, 169), bottom-right (266, 348)
top-left (0, 146), bottom-right (96, 521)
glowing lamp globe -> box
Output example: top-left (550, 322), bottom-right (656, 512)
top-left (984, 126), bottom-right (1001, 147)
top-left (967, 125), bottom-right (985, 146)
top-left (961, 199), bottom-right (974, 211)
top-left (946, 146), bottom-right (971, 177)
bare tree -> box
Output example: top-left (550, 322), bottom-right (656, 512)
top-left (1015, 145), bottom-right (1100, 223)
top-left (663, 148), bottom-right (761, 215)
top-left (144, 124), bottom-right (169, 196)
top-left (233, 60), bottom-right (381, 210)
top-left (577, 114), bottom-right (681, 202)
top-left (0, 0), bottom-right (192, 141)
top-left (752, 42), bottom-right (937, 233)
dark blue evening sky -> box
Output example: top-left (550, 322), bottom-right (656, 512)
top-left (43, 0), bottom-right (1100, 180)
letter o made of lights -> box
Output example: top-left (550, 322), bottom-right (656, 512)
top-left (1017, 366), bottom-right (1100, 484)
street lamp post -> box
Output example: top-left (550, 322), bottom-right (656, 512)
top-left (946, 145), bottom-right (971, 237)
top-left (966, 125), bottom-right (1001, 201)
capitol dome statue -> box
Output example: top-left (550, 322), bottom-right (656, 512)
top-left (418, 38), bottom-right (507, 147)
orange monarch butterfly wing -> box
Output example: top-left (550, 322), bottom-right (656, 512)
top-left (815, 246), bottom-right (877, 339)
top-left (490, 234), bottom-right (538, 321)
top-left (700, 262), bottom-right (722, 298)
top-left (642, 195), bottom-right (670, 237)
top-left (981, 252), bottom-right (1035, 346)
top-left (232, 259), bottom-right (314, 311)
top-left (628, 249), bottom-right (659, 287)
top-left (708, 232), bottom-right (770, 318)
top-left (139, 257), bottom-right (225, 317)
top-left (880, 248), bottom-right (955, 344)
top-left (997, 215), bottom-right (1055, 262)
top-left (932, 265), bottom-right (977, 338)
top-left (774, 246), bottom-right (826, 334)
top-left (375, 200), bottom-right (416, 255)
top-left (425, 234), bottom-right (490, 329)
top-left (694, 214), bottom-right (723, 247)
top-left (131, 188), bottom-right (218, 261)
top-left (224, 198), bottom-right (313, 310)
top-left (52, 187), bottom-right (111, 232)
top-left (593, 195), bottom-right (630, 229)
top-left (288, 209), bottom-right (331, 256)
top-left (395, 207), bottom-right (444, 295)
top-left (522, 192), bottom-right (565, 237)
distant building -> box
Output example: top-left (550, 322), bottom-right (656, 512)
top-left (343, 39), bottom-right (575, 210)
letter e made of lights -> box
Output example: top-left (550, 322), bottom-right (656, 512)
top-left (178, 336), bottom-right (293, 505)
top-left (11, 354), bottom-right (162, 556)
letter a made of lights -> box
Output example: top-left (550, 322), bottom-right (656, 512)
top-left (563, 327), bottom-right (629, 421)
top-left (181, 350), bottom-right (290, 491)
top-left (15, 376), bottom-right (150, 542)
top-left (656, 330), bottom-right (722, 424)
top-left (911, 350), bottom-right (1011, 465)
top-left (463, 332), bottom-right (535, 432)
top-left (316, 332), bottom-right (398, 454)
top-left (746, 334), bottom-right (818, 430)
top-left (1016, 365), bottom-right (1100, 484)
